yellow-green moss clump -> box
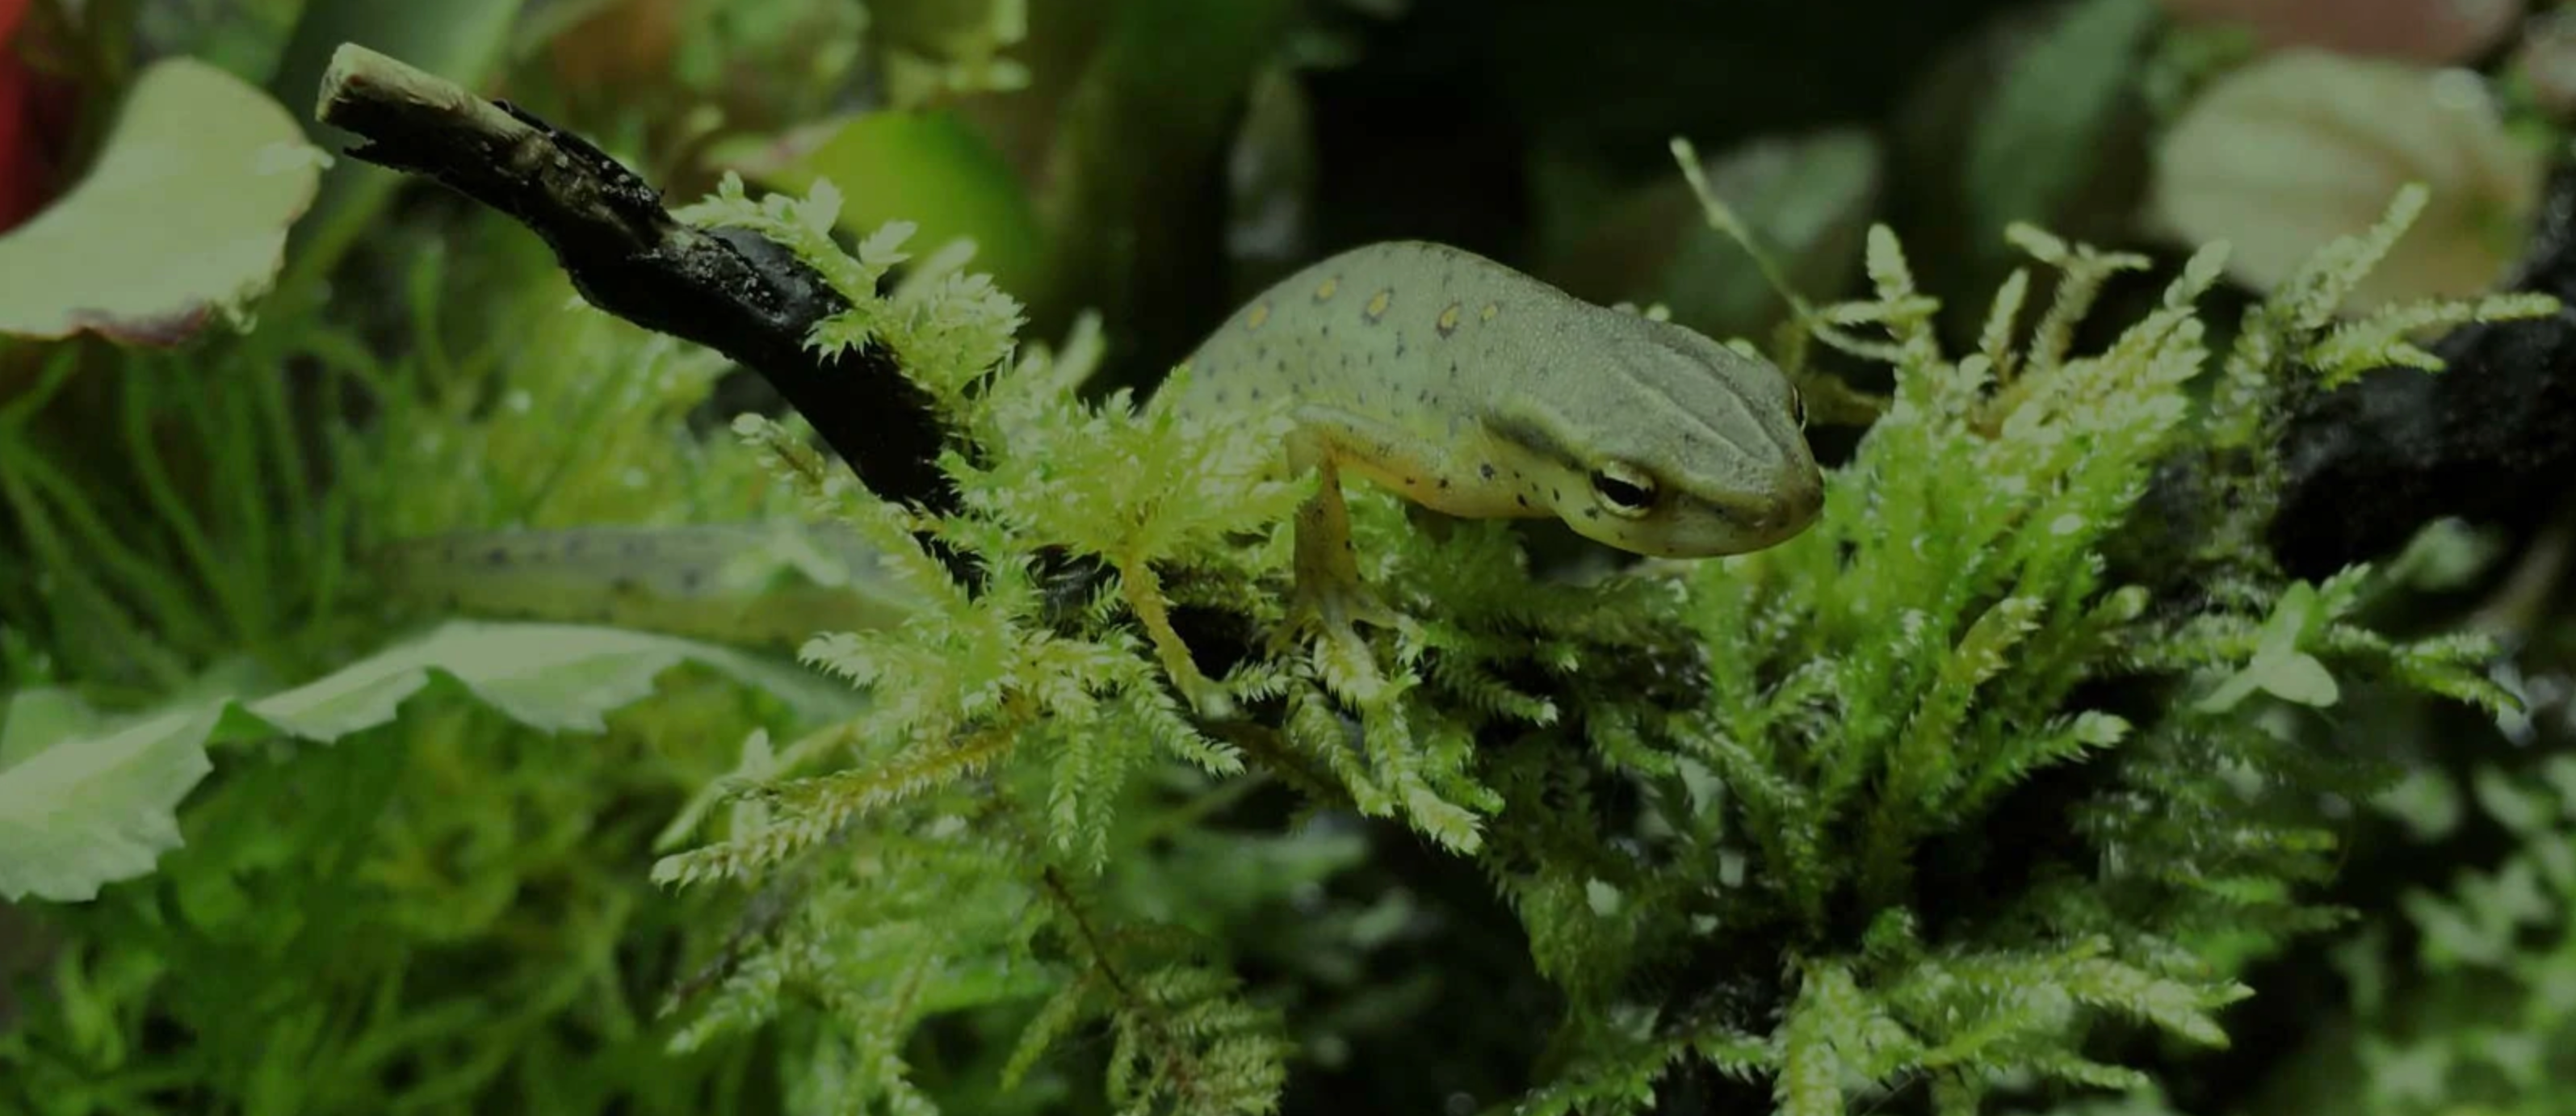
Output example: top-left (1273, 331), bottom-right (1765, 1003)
top-left (645, 166), bottom-right (2551, 1114)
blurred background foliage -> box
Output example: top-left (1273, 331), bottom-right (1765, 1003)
top-left (3, 0), bottom-right (2576, 1113)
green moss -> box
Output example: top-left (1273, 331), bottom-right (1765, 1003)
top-left (637, 153), bottom-right (2557, 1113)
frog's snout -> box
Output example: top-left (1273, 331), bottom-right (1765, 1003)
top-left (1755, 464), bottom-right (1827, 540)
top-left (1785, 464), bottom-right (1826, 525)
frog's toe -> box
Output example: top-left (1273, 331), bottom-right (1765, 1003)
top-left (1287, 578), bottom-right (1399, 640)
top-left (1345, 588), bottom-right (1404, 634)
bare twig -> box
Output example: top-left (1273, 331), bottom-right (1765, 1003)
top-left (313, 42), bottom-right (953, 513)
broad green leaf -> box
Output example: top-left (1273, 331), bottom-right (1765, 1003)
top-left (0, 620), bottom-right (862, 903)
top-left (2251, 653), bottom-right (2340, 707)
top-left (2148, 49), bottom-right (2542, 313)
top-left (0, 57), bottom-right (326, 344)
top-left (0, 686), bottom-right (103, 770)
top-left (0, 690), bottom-right (218, 903)
top-left (711, 109), bottom-right (1051, 307)
top-left (241, 619), bottom-right (863, 739)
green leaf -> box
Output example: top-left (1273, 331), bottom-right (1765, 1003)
top-left (241, 619), bottom-right (858, 737)
top-left (0, 620), bottom-right (860, 902)
top-left (2251, 652), bottom-right (2339, 707)
top-left (2196, 581), bottom-right (2343, 711)
top-left (0, 687), bottom-right (103, 770)
top-left (2148, 51), bottom-right (2542, 314)
top-left (0, 689), bottom-right (216, 902)
top-left (0, 57), bottom-right (326, 344)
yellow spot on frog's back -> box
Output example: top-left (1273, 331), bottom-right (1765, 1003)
top-left (1315, 277), bottom-right (1340, 301)
top-left (1365, 289), bottom-right (1392, 321)
top-left (1479, 302), bottom-right (1499, 323)
top-left (1436, 303), bottom-right (1462, 336)
top-left (1246, 302), bottom-right (1271, 329)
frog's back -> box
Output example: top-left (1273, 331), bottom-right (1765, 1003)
top-left (1173, 240), bottom-right (1608, 424)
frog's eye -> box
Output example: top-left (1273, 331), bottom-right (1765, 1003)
top-left (1589, 461), bottom-right (1659, 518)
top-left (1789, 385), bottom-right (1807, 428)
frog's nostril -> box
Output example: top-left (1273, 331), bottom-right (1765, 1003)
top-left (1789, 470), bottom-right (1825, 522)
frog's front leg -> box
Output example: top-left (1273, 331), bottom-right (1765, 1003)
top-left (1289, 458), bottom-right (1407, 648)
top-left (1278, 422), bottom-right (1407, 663)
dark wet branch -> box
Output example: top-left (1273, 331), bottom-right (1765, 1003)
top-left (2117, 159), bottom-right (2576, 591)
top-left (312, 42), bottom-right (954, 514)
top-left (2267, 160), bottom-right (2576, 579)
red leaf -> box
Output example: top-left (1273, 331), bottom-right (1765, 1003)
top-left (0, 0), bottom-right (72, 233)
